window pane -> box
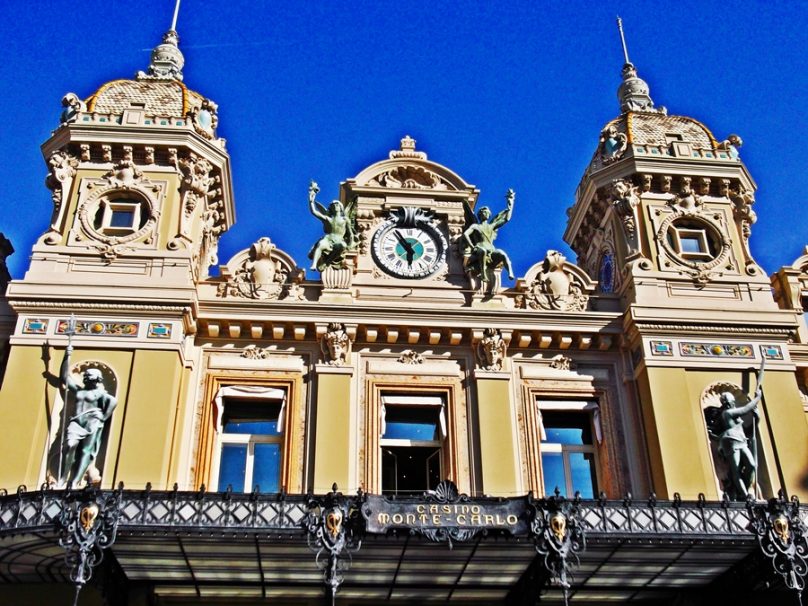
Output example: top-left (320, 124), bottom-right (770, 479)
top-left (541, 411), bottom-right (592, 445)
top-left (382, 446), bottom-right (440, 495)
top-left (223, 401), bottom-right (280, 434)
top-left (252, 443), bottom-right (281, 493)
top-left (218, 444), bottom-right (247, 492)
top-left (679, 235), bottom-right (704, 253)
top-left (569, 452), bottom-right (598, 498)
top-left (384, 407), bottom-right (438, 441)
top-left (224, 420), bottom-right (277, 435)
top-left (110, 210), bottom-right (135, 228)
top-left (541, 452), bottom-right (566, 495)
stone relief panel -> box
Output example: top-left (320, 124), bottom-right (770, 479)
top-left (476, 328), bottom-right (506, 371)
top-left (217, 237), bottom-right (306, 301)
top-left (69, 159), bottom-right (166, 261)
top-left (321, 322), bottom-right (351, 366)
top-left (515, 250), bottom-right (594, 312)
top-left (42, 148), bottom-right (80, 245)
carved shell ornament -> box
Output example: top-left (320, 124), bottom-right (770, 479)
top-left (368, 165), bottom-right (450, 190)
top-left (519, 250), bottom-right (590, 312)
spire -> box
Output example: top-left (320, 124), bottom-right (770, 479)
top-left (615, 17), bottom-right (661, 114)
top-left (137, 0), bottom-right (185, 81)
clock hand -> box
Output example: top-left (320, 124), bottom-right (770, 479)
top-left (394, 230), bottom-right (415, 254)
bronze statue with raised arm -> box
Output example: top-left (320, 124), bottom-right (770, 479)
top-left (307, 180), bottom-right (357, 272)
top-left (58, 346), bottom-right (117, 488)
top-left (462, 189), bottom-right (515, 286)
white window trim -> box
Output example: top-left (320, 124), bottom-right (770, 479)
top-left (537, 400), bottom-right (601, 444)
top-left (210, 385), bottom-right (287, 493)
top-left (98, 200), bottom-right (143, 235)
top-left (379, 394), bottom-right (447, 440)
top-left (212, 385), bottom-right (287, 433)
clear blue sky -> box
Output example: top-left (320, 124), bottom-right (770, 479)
top-left (1, 0), bottom-right (806, 280)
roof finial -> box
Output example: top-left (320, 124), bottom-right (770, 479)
top-left (614, 17), bottom-right (663, 114)
top-left (170, 0), bottom-right (181, 32)
top-left (136, 2), bottom-right (185, 81)
top-left (616, 16), bottom-right (631, 65)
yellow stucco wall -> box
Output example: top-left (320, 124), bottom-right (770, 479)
top-left (312, 372), bottom-right (352, 493)
top-left (638, 366), bottom-right (808, 500)
top-left (0, 345), bottom-right (134, 490)
top-left (476, 377), bottom-right (519, 496)
top-left (112, 350), bottom-right (184, 489)
top-left (638, 367), bottom-right (719, 499)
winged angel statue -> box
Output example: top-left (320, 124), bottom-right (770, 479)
top-left (462, 189), bottom-right (516, 287)
top-left (307, 181), bottom-right (357, 272)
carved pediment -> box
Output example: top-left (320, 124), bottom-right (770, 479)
top-left (366, 164), bottom-right (452, 191)
top-left (515, 250), bottom-right (595, 312)
top-left (217, 237), bottom-right (306, 301)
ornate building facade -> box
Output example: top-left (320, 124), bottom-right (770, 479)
top-left (0, 19), bottom-right (806, 606)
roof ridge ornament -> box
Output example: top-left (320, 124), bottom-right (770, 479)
top-left (615, 17), bottom-right (665, 115)
top-left (137, 0), bottom-right (185, 81)
top-left (389, 135), bottom-right (427, 160)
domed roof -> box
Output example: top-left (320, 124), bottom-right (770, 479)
top-left (603, 111), bottom-right (717, 150)
top-left (64, 28), bottom-right (219, 139)
top-left (86, 78), bottom-right (205, 118)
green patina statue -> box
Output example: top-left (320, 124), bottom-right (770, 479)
top-left (462, 189), bottom-right (516, 286)
top-left (307, 180), bottom-right (357, 272)
top-left (58, 346), bottom-right (117, 488)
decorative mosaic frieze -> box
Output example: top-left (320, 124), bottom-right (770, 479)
top-left (22, 318), bottom-right (49, 334)
top-left (147, 323), bottom-right (172, 339)
top-left (649, 340), bottom-right (673, 356)
top-left (760, 345), bottom-right (784, 360)
top-left (679, 342), bottom-right (753, 358)
top-left (56, 319), bottom-right (139, 337)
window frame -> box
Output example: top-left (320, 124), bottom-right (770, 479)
top-left (197, 374), bottom-right (304, 494)
top-left (363, 380), bottom-right (464, 495)
top-left (96, 198), bottom-right (145, 236)
top-left (537, 399), bottom-right (602, 498)
top-left (210, 393), bottom-right (285, 493)
top-left (379, 394), bottom-right (446, 496)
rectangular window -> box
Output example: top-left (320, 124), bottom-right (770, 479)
top-left (670, 226), bottom-right (712, 261)
top-left (380, 395), bottom-right (445, 496)
top-left (538, 401), bottom-right (600, 498)
top-left (98, 200), bottom-right (143, 236)
top-left (212, 388), bottom-right (286, 493)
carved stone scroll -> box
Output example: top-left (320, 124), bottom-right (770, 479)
top-left (218, 237), bottom-right (306, 301)
top-left (516, 251), bottom-right (593, 312)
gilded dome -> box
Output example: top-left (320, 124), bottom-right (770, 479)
top-left (86, 79), bottom-right (205, 118)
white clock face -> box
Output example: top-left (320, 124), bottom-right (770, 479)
top-left (372, 220), bottom-right (447, 279)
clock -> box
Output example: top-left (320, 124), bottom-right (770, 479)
top-left (371, 215), bottom-right (447, 279)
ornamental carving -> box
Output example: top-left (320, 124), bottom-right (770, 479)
top-left (176, 152), bottom-right (217, 217)
top-left (72, 160), bottom-right (164, 260)
top-left (367, 165), bottom-right (450, 190)
top-left (609, 179), bottom-right (641, 255)
top-left (241, 345), bottom-right (269, 360)
top-left (397, 350), bottom-right (425, 365)
top-left (516, 250), bottom-right (591, 312)
top-left (60, 92), bottom-right (87, 124)
top-left (653, 204), bottom-right (734, 285)
top-left (218, 237), bottom-right (306, 301)
top-left (731, 188), bottom-right (760, 276)
top-left (599, 124), bottom-right (627, 164)
top-left (549, 354), bottom-right (574, 371)
top-left (321, 323), bottom-right (351, 366)
top-left (476, 328), bottom-right (506, 371)
top-left (187, 98), bottom-right (219, 140)
top-left (42, 149), bottom-right (80, 245)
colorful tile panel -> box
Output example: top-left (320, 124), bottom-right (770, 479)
top-left (649, 340), bottom-right (673, 356)
top-left (22, 318), bottom-right (49, 334)
top-left (760, 345), bottom-right (784, 360)
top-left (679, 342), bottom-right (754, 358)
top-left (147, 323), bottom-right (172, 338)
top-left (56, 319), bottom-right (139, 337)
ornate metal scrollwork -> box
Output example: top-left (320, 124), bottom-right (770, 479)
top-left (416, 480), bottom-right (481, 547)
top-left (747, 491), bottom-right (808, 600)
top-left (304, 484), bottom-right (364, 602)
top-left (56, 487), bottom-right (122, 605)
top-left (531, 490), bottom-right (586, 603)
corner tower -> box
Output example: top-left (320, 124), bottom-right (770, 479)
top-left (0, 17), bottom-right (234, 489)
top-left (564, 20), bottom-right (808, 501)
